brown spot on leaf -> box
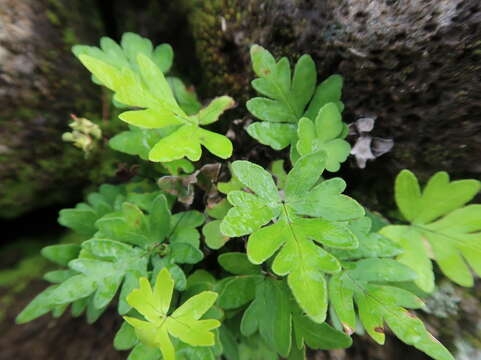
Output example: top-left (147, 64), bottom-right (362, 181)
top-left (428, 333), bottom-right (442, 344)
top-left (342, 323), bottom-right (354, 335)
top-left (406, 311), bottom-right (417, 319)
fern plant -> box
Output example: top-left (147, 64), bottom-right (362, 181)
top-left (74, 32), bottom-right (234, 163)
top-left (246, 45), bottom-right (349, 168)
top-left (381, 170), bottom-right (481, 292)
top-left (220, 151), bottom-right (364, 323)
top-left (16, 33), bottom-right (481, 360)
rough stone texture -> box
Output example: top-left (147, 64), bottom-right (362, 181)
top-left (110, 0), bottom-right (204, 86)
top-left (1, 281), bottom-right (123, 360)
top-left (179, 0), bottom-right (481, 180)
top-left (0, 0), bottom-right (113, 219)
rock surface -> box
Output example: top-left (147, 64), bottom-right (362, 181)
top-left (180, 0), bottom-right (481, 179)
top-left (0, 0), bottom-right (111, 218)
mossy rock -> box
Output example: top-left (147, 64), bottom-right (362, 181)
top-left (0, 0), bottom-right (117, 219)
top-left (177, 0), bottom-right (481, 179)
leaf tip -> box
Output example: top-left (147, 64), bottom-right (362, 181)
top-left (250, 44), bottom-right (264, 55)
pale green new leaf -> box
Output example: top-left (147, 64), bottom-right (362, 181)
top-left (284, 150), bottom-right (326, 197)
top-left (206, 199), bottom-right (231, 220)
top-left (196, 96), bottom-right (236, 125)
top-left (284, 152), bottom-right (364, 221)
top-left (167, 77), bottom-right (202, 115)
top-left (43, 269), bottom-right (76, 283)
top-left (76, 51), bottom-right (233, 162)
top-left (396, 170), bottom-right (480, 224)
top-left (72, 32), bottom-right (173, 83)
top-left (47, 274), bottom-right (97, 306)
top-left (284, 151), bottom-right (364, 221)
top-left (74, 33), bottom-right (229, 163)
top-left (197, 128), bottom-right (233, 160)
top-left (382, 170), bottom-right (481, 292)
top-left (246, 221), bottom-right (288, 264)
top-left (124, 269), bottom-right (220, 360)
top-left (109, 125), bottom-right (179, 160)
top-left (148, 124), bottom-right (201, 161)
top-left (380, 225), bottom-right (434, 292)
top-left (347, 258), bottom-right (418, 283)
top-left (176, 343), bottom-right (218, 360)
top-left (152, 44), bottom-right (174, 73)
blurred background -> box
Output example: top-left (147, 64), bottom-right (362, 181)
top-left (1, 0), bottom-right (480, 359)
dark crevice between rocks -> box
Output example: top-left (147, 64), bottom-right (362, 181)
top-left (94, 0), bottom-right (204, 89)
top-left (0, 202), bottom-right (74, 267)
top-left (95, 0), bottom-right (118, 39)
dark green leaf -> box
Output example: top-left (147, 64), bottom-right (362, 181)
top-left (41, 244), bottom-right (80, 266)
top-left (218, 253), bottom-right (261, 275)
